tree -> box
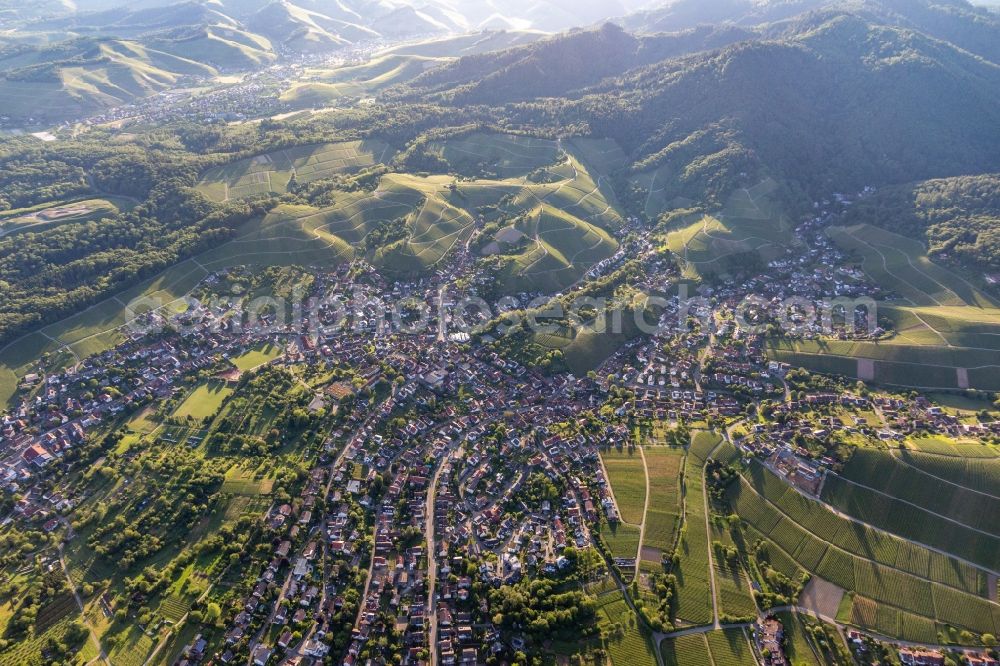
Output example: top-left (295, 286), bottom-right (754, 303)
top-left (205, 602), bottom-right (222, 624)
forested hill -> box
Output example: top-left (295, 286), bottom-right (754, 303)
top-left (842, 174), bottom-right (1000, 273)
top-left (392, 23), bottom-right (757, 104)
top-left (394, 11), bottom-right (1000, 201)
top-left (577, 14), bottom-right (1000, 197)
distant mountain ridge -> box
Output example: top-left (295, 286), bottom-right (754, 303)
top-left (2, 0), bottom-right (660, 33)
top-left (619, 0), bottom-right (1000, 63)
top-left (0, 0), bottom-right (668, 124)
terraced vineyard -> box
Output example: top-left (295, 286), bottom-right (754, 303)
top-left (774, 612), bottom-right (823, 666)
top-left (821, 479), bottom-right (1000, 572)
top-left (280, 53), bottom-right (451, 107)
top-left (493, 203), bottom-right (618, 294)
top-left (768, 335), bottom-right (1000, 391)
top-left (729, 462), bottom-right (1000, 643)
top-left (825, 448), bottom-right (1000, 539)
top-left (661, 633), bottom-right (714, 666)
top-left (157, 593), bottom-right (191, 622)
top-left (894, 450), bottom-right (1000, 495)
top-left (706, 628), bottom-right (756, 666)
top-left (660, 179), bottom-right (790, 281)
top-left (0, 197), bottom-right (130, 238)
top-left (903, 435), bottom-right (1000, 458)
top-left (741, 463), bottom-right (991, 588)
top-left (828, 225), bottom-right (997, 309)
top-left (600, 519), bottom-right (642, 560)
top-left (196, 139), bottom-right (392, 202)
top-left (5, 4), bottom-right (1000, 665)
top-left (710, 524), bottom-right (758, 622)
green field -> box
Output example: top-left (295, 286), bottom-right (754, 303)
top-left (0, 197), bottom-right (130, 237)
top-left (230, 343), bottom-right (283, 371)
top-left (195, 139), bottom-right (391, 202)
top-left (173, 381), bottom-right (233, 421)
top-left (641, 448), bottom-right (684, 555)
top-left (601, 449), bottom-right (647, 526)
top-left (127, 406), bottom-right (160, 434)
top-left (221, 465), bottom-right (275, 495)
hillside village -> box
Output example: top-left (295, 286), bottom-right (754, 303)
top-left (2, 0), bottom-right (1000, 663)
top-left (1, 200), bottom-right (998, 666)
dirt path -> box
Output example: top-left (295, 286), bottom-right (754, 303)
top-left (636, 446), bottom-right (652, 567)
